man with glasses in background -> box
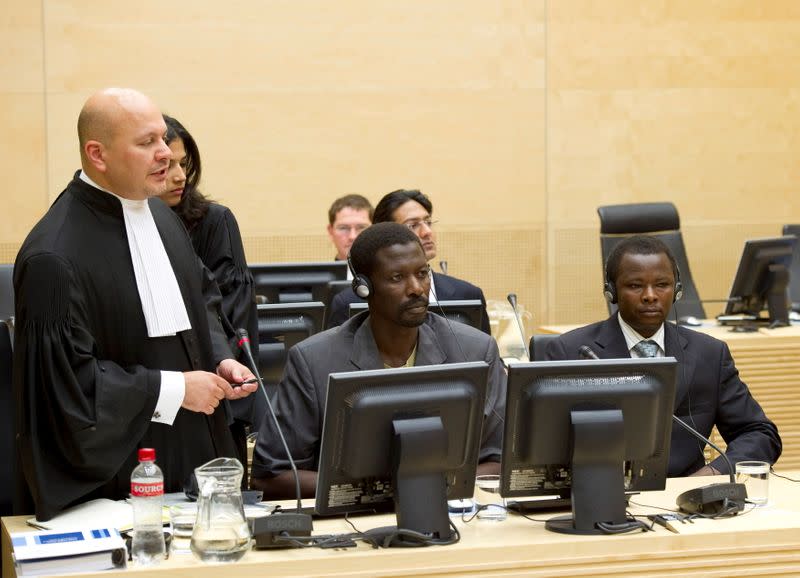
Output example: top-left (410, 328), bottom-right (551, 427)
top-left (326, 194), bottom-right (373, 279)
top-left (326, 189), bottom-right (491, 333)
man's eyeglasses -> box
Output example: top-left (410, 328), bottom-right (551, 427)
top-left (333, 224), bottom-right (369, 235)
top-left (404, 219), bottom-right (438, 233)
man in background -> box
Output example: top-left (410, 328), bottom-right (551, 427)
top-left (326, 189), bottom-right (490, 332)
top-left (546, 235), bottom-right (781, 477)
top-left (13, 88), bottom-right (257, 520)
top-left (327, 194), bottom-right (373, 278)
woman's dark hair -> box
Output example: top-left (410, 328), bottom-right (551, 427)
top-left (163, 114), bottom-right (210, 231)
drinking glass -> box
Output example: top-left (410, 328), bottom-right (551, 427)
top-left (736, 461), bottom-right (770, 506)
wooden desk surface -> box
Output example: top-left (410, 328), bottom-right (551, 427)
top-left (537, 321), bottom-right (800, 470)
top-left (4, 474), bottom-right (800, 578)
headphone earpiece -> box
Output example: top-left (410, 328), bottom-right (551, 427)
top-left (347, 253), bottom-right (372, 299)
top-left (603, 256), bottom-right (617, 304)
top-left (674, 280), bottom-right (683, 303)
top-left (353, 275), bottom-right (371, 299)
top-left (603, 281), bottom-right (617, 304)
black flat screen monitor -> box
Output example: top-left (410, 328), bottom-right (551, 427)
top-left (501, 358), bottom-right (677, 535)
top-left (256, 302), bottom-right (326, 387)
top-left (722, 236), bottom-right (796, 327)
top-left (250, 261), bottom-right (348, 304)
top-left (325, 279), bottom-right (353, 326)
top-left (348, 300), bottom-right (483, 331)
top-left (315, 361), bottom-right (489, 546)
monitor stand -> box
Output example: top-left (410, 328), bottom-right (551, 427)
top-left (545, 409), bottom-right (628, 535)
top-left (765, 263), bottom-right (790, 328)
top-left (365, 416), bottom-right (454, 547)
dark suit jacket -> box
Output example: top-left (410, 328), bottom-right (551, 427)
top-left (546, 316), bottom-right (782, 477)
top-left (252, 311), bottom-right (505, 479)
top-left (326, 272), bottom-right (491, 334)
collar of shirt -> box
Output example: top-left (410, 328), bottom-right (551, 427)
top-left (79, 171), bottom-right (191, 338)
top-left (617, 313), bottom-right (665, 357)
top-left (383, 341), bottom-right (418, 369)
top-left (79, 170), bottom-right (114, 196)
top-left (428, 272), bottom-right (437, 303)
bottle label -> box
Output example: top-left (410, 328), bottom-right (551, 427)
top-left (131, 481), bottom-right (164, 497)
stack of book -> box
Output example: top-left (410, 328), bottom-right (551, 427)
top-left (11, 526), bottom-right (127, 576)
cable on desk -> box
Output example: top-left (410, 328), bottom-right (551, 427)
top-left (343, 515), bottom-right (460, 548)
top-left (770, 468), bottom-right (800, 483)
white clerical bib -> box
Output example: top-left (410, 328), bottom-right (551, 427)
top-left (80, 172), bottom-right (192, 337)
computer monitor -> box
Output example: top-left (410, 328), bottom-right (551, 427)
top-left (348, 300), bottom-right (484, 331)
top-left (500, 358), bottom-right (677, 535)
top-left (256, 302), bottom-right (326, 387)
top-left (324, 279), bottom-right (352, 326)
top-left (315, 361), bottom-right (489, 545)
top-left (250, 261), bottom-right (348, 304)
top-left (722, 236), bottom-right (797, 327)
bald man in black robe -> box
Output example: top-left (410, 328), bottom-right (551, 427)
top-left (14, 88), bottom-right (257, 521)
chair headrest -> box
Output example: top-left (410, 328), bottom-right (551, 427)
top-left (598, 202), bottom-right (680, 234)
top-left (783, 224), bottom-right (800, 237)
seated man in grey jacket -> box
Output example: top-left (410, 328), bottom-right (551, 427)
top-left (251, 222), bottom-right (506, 499)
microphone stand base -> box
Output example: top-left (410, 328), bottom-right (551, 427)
top-left (676, 482), bottom-right (747, 516)
top-left (251, 513), bottom-right (314, 549)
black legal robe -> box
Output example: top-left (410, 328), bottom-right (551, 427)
top-left (188, 203), bottom-right (257, 425)
top-left (13, 173), bottom-right (238, 521)
top-left (186, 202), bottom-right (258, 477)
top-left (189, 202), bottom-right (258, 354)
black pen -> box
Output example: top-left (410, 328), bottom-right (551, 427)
top-left (233, 378), bottom-right (258, 386)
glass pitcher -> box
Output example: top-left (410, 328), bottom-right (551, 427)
top-left (487, 299), bottom-right (533, 361)
top-left (190, 457), bottom-right (252, 562)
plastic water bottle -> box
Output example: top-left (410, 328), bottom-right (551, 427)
top-left (131, 448), bottom-right (166, 565)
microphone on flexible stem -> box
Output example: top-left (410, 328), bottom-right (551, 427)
top-left (439, 260), bottom-right (448, 275)
top-left (578, 344), bottom-right (746, 515)
top-left (506, 293), bottom-right (530, 361)
top-left (430, 283), bottom-right (504, 425)
top-left (236, 329), bottom-right (313, 546)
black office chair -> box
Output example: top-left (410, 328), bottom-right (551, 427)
top-left (782, 224), bottom-right (800, 312)
top-left (528, 334), bottom-right (559, 361)
top-left (0, 264), bottom-right (13, 323)
top-left (597, 202), bottom-right (705, 321)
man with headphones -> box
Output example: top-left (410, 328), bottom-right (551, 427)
top-left (251, 222), bottom-right (506, 499)
top-left (546, 235), bottom-right (781, 477)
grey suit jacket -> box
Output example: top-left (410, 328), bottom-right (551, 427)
top-left (546, 315), bottom-right (782, 476)
top-left (252, 311), bottom-right (506, 478)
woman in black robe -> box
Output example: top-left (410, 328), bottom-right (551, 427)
top-left (158, 115), bottom-right (258, 483)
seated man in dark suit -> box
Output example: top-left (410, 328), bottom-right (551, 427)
top-left (251, 222), bottom-right (506, 499)
top-left (326, 189), bottom-right (491, 333)
top-left (546, 235), bottom-right (781, 477)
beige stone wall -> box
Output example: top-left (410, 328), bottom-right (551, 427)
top-left (2, 1), bottom-right (799, 329)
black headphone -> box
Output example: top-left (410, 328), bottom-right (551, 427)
top-left (347, 253), bottom-right (372, 299)
top-left (603, 256), bottom-right (683, 304)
